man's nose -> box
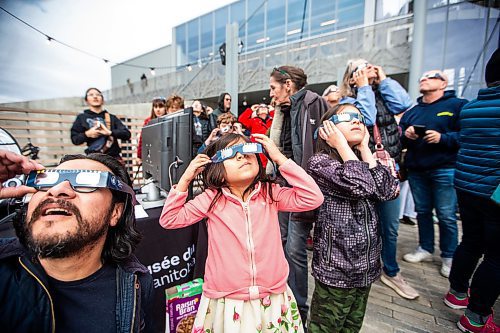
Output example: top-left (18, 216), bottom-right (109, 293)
top-left (46, 181), bottom-right (77, 198)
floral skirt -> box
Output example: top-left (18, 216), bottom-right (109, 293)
top-left (192, 286), bottom-right (304, 333)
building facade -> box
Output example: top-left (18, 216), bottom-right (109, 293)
top-left (108, 0), bottom-right (499, 107)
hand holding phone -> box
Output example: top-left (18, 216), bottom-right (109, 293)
top-left (413, 125), bottom-right (427, 137)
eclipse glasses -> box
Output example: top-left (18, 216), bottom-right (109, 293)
top-left (211, 143), bottom-right (264, 163)
top-left (313, 112), bottom-right (365, 139)
top-left (26, 169), bottom-right (137, 204)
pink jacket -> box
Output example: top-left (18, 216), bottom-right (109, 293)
top-left (160, 159), bottom-right (323, 300)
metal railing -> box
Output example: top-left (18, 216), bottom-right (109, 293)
top-left (107, 16), bottom-right (413, 104)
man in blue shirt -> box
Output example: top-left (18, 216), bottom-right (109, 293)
top-left (400, 70), bottom-right (468, 278)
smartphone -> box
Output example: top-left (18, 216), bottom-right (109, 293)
top-left (413, 125), bottom-right (427, 137)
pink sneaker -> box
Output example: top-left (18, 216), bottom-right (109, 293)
top-left (444, 291), bottom-right (468, 309)
top-left (458, 314), bottom-right (500, 333)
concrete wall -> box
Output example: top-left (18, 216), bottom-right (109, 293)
top-left (111, 45), bottom-right (174, 88)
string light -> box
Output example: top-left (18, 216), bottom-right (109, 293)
top-left (0, 5), bottom-right (214, 73)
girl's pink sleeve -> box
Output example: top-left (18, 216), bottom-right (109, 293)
top-left (159, 187), bottom-right (212, 229)
top-left (273, 159), bottom-right (324, 212)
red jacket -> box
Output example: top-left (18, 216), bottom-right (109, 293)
top-left (238, 108), bottom-right (273, 135)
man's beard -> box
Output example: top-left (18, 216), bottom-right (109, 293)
top-left (21, 198), bottom-right (113, 259)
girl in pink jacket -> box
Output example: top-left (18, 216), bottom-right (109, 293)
top-left (160, 133), bottom-right (323, 333)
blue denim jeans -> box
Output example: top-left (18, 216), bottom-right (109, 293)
top-left (377, 195), bottom-right (402, 277)
top-left (408, 168), bottom-right (458, 258)
top-left (281, 214), bottom-right (312, 324)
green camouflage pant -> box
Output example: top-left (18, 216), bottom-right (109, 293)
top-left (308, 280), bottom-right (371, 333)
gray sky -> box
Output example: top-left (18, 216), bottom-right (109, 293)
top-left (0, 0), bottom-right (234, 103)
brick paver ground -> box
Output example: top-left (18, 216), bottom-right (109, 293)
top-left (306, 221), bottom-right (500, 333)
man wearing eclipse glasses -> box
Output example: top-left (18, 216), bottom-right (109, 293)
top-left (400, 70), bottom-right (468, 279)
top-left (0, 150), bottom-right (153, 332)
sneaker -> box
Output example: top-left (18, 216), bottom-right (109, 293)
top-left (444, 291), bottom-right (468, 309)
top-left (403, 247), bottom-right (433, 263)
top-left (458, 313), bottom-right (500, 333)
top-left (441, 258), bottom-right (453, 278)
top-left (380, 272), bottom-right (419, 300)
top-left (400, 215), bottom-right (417, 226)
top-left (483, 316), bottom-right (500, 333)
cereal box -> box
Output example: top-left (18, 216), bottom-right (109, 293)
top-left (165, 278), bottom-right (203, 333)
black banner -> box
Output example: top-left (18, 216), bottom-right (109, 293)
top-left (135, 207), bottom-right (207, 333)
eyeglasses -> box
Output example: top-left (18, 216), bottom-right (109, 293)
top-left (273, 67), bottom-right (291, 78)
top-left (313, 112), bottom-right (365, 139)
top-left (211, 143), bottom-right (263, 163)
top-left (419, 72), bottom-right (445, 82)
top-left (152, 96), bottom-right (166, 102)
top-left (87, 93), bottom-right (103, 98)
top-left (26, 169), bottom-right (137, 204)
top-left (350, 62), bottom-right (369, 77)
top-left (323, 85), bottom-right (339, 97)
top-left (224, 98), bottom-right (232, 101)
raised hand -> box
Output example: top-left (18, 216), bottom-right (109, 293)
top-left (352, 68), bottom-right (369, 88)
top-left (318, 120), bottom-right (349, 150)
top-left (0, 150), bottom-right (44, 199)
top-left (205, 128), bottom-right (220, 146)
top-left (251, 133), bottom-right (288, 166)
top-left (373, 65), bottom-right (387, 83)
top-left (176, 154), bottom-right (212, 192)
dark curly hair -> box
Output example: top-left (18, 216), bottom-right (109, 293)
top-left (201, 133), bottom-right (277, 211)
top-left (15, 153), bottom-right (141, 264)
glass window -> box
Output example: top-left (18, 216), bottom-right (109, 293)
top-left (287, 0), bottom-right (310, 43)
top-left (200, 13), bottom-right (214, 60)
top-left (229, 1), bottom-right (246, 52)
top-left (443, 3), bottom-right (489, 95)
top-left (337, 0), bottom-right (365, 29)
top-left (267, 0), bottom-right (286, 47)
top-left (175, 24), bottom-right (187, 66)
top-left (422, 6), bottom-right (447, 72)
top-left (187, 19), bottom-right (200, 63)
top-left (375, 0), bottom-right (412, 20)
top-left (230, 1), bottom-right (245, 27)
top-left (215, 7), bottom-right (229, 48)
top-left (247, 0), bottom-right (265, 51)
top-left (310, 0), bottom-right (336, 36)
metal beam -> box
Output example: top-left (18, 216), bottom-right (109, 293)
top-left (408, 0), bottom-right (427, 100)
top-left (225, 22), bottom-right (239, 116)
